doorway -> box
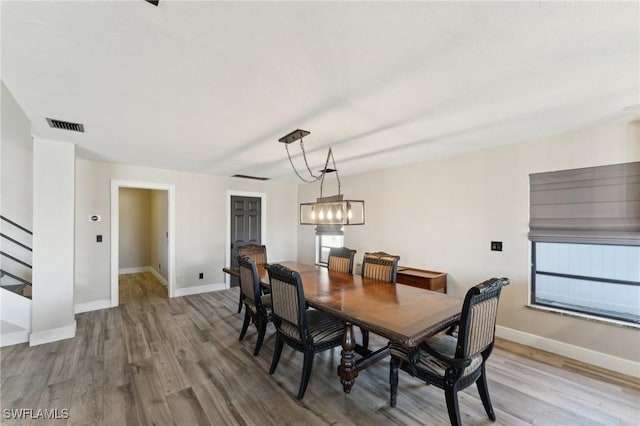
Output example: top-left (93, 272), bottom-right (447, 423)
top-left (225, 190), bottom-right (267, 289)
top-left (118, 188), bottom-right (169, 301)
top-left (110, 180), bottom-right (176, 307)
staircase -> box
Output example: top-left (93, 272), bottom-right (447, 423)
top-left (0, 215), bottom-right (32, 346)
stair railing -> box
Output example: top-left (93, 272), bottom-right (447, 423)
top-left (0, 215), bottom-right (33, 289)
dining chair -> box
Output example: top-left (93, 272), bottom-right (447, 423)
top-left (361, 251), bottom-right (400, 282)
top-left (327, 246), bottom-right (357, 274)
top-left (236, 244), bottom-right (268, 313)
top-left (359, 251), bottom-right (400, 349)
top-left (388, 277), bottom-right (509, 426)
top-left (238, 255), bottom-right (272, 356)
top-left (265, 263), bottom-right (344, 400)
top-left (326, 246), bottom-right (372, 350)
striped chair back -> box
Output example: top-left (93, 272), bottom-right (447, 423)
top-left (361, 251), bottom-right (400, 282)
top-left (238, 244), bottom-right (267, 266)
top-left (457, 278), bottom-right (509, 359)
top-left (327, 247), bottom-right (356, 274)
top-left (238, 256), bottom-right (260, 304)
top-left (266, 264), bottom-right (307, 342)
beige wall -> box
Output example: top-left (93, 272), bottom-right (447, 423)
top-left (0, 81), bottom-right (33, 285)
top-left (74, 160), bottom-right (298, 304)
top-left (118, 188), bottom-right (152, 270)
top-left (298, 120), bottom-right (640, 363)
top-left (1, 81), bottom-right (32, 230)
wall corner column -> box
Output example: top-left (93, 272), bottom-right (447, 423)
top-left (30, 138), bottom-right (76, 345)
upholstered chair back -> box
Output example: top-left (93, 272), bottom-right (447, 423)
top-left (457, 278), bottom-right (508, 359)
top-left (361, 251), bottom-right (400, 282)
top-left (327, 247), bottom-right (356, 274)
top-left (266, 264), bottom-right (307, 342)
top-left (238, 244), bottom-right (267, 266)
top-left (238, 256), bottom-right (260, 305)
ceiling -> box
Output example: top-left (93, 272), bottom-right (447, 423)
top-left (2, 1), bottom-right (639, 182)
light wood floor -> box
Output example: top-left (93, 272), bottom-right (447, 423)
top-left (1, 272), bottom-right (638, 425)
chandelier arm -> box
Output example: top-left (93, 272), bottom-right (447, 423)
top-left (285, 143), bottom-right (322, 183)
top-left (330, 148), bottom-right (341, 196)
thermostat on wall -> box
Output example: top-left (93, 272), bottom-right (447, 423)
top-left (89, 214), bottom-right (102, 222)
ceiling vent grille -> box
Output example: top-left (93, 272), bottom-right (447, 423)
top-left (232, 174), bottom-right (270, 181)
top-left (46, 118), bottom-right (85, 133)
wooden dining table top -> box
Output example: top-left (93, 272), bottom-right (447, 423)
top-left (226, 261), bottom-right (463, 347)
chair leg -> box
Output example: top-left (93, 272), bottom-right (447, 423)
top-left (237, 293), bottom-right (243, 314)
top-left (239, 310), bottom-right (250, 340)
top-left (361, 329), bottom-right (369, 350)
top-left (476, 365), bottom-right (496, 421)
top-left (269, 334), bottom-right (284, 375)
top-left (253, 317), bottom-right (267, 356)
top-left (444, 386), bottom-right (462, 426)
top-left (389, 357), bottom-right (400, 407)
top-left (297, 350), bottom-right (314, 400)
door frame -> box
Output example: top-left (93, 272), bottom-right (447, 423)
top-left (110, 179), bottom-right (177, 307)
top-left (226, 190), bottom-right (267, 289)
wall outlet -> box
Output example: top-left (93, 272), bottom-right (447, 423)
top-left (199, 272), bottom-right (204, 279)
top-left (491, 241), bottom-right (503, 251)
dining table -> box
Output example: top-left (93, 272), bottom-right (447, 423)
top-left (223, 261), bottom-right (463, 393)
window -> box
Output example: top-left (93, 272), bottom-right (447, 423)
top-left (529, 162), bottom-right (640, 325)
top-left (532, 242), bottom-right (640, 323)
top-left (316, 234), bottom-right (344, 266)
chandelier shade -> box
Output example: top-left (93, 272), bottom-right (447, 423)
top-left (300, 195), bottom-right (365, 226)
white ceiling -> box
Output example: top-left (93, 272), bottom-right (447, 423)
top-left (2, 1), bottom-right (639, 182)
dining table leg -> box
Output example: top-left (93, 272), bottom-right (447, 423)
top-left (337, 322), bottom-right (358, 393)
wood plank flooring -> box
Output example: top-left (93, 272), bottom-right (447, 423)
top-left (1, 272), bottom-right (638, 425)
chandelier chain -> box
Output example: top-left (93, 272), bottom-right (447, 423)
top-left (284, 133), bottom-right (342, 198)
top-left (285, 142), bottom-right (322, 183)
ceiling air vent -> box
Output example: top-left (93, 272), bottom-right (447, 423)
top-left (46, 118), bottom-right (85, 133)
top-left (232, 174), bottom-right (270, 181)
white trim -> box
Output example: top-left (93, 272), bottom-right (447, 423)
top-left (74, 299), bottom-right (112, 314)
top-left (0, 328), bottom-right (30, 347)
top-left (119, 266), bottom-right (150, 275)
top-left (174, 283), bottom-right (226, 297)
top-left (225, 190), bottom-right (267, 289)
top-left (149, 267), bottom-right (169, 287)
top-left (29, 321), bottom-right (77, 346)
top-left (111, 180), bottom-right (177, 307)
top-left (118, 266), bottom-right (168, 287)
top-left (496, 325), bottom-right (640, 379)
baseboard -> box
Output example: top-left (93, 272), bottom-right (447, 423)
top-left (496, 325), bottom-right (640, 379)
top-left (148, 267), bottom-right (168, 287)
top-left (119, 266), bottom-right (150, 275)
top-left (29, 321), bottom-right (77, 346)
top-left (0, 329), bottom-right (30, 347)
top-left (174, 283), bottom-right (226, 297)
top-left (75, 298), bottom-right (112, 314)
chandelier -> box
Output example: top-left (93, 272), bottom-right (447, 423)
top-left (279, 129), bottom-right (365, 226)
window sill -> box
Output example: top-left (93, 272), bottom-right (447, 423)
top-left (526, 304), bottom-right (640, 330)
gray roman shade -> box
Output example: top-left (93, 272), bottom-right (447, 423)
top-left (529, 162), bottom-right (640, 246)
top-left (315, 224), bottom-right (343, 235)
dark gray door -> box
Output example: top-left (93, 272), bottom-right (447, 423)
top-left (230, 196), bottom-right (261, 287)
